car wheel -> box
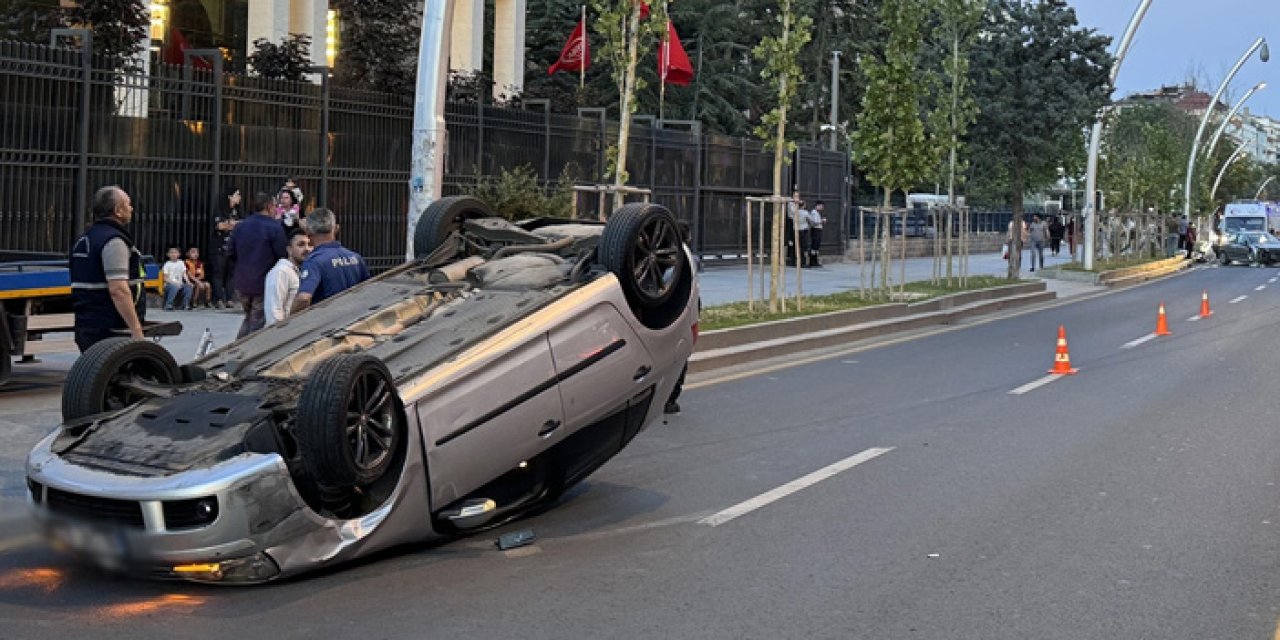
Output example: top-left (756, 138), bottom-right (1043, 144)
top-left (1220, 252), bottom-right (1231, 266)
top-left (62, 338), bottom-right (181, 421)
top-left (413, 196), bottom-right (495, 260)
top-left (598, 203), bottom-right (692, 329)
top-left (296, 354), bottom-right (404, 492)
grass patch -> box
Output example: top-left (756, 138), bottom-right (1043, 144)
top-left (1057, 255), bottom-right (1173, 272)
top-left (701, 276), bottom-right (1015, 331)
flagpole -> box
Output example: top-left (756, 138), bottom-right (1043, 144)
top-left (660, 20), bottom-right (668, 121)
top-left (579, 5), bottom-right (586, 91)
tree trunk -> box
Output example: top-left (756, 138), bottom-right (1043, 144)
top-left (612, 3), bottom-right (644, 212)
top-left (1007, 163), bottom-right (1025, 279)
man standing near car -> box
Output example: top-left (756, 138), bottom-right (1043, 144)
top-left (228, 192), bottom-right (287, 338)
top-left (292, 208), bottom-right (370, 313)
top-left (263, 229), bottom-right (312, 326)
top-left (69, 186), bottom-right (146, 352)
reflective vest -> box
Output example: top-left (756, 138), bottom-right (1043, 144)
top-left (69, 219), bottom-right (147, 329)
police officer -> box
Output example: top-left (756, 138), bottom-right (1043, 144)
top-left (70, 186), bottom-right (146, 352)
top-left (292, 207), bottom-right (370, 313)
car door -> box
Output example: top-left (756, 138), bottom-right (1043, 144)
top-left (547, 301), bottom-right (653, 435)
top-left (417, 334), bottom-right (564, 509)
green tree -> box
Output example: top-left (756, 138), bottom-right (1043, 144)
top-left (1098, 103), bottom-right (1196, 214)
top-left (332, 0), bottom-right (419, 95)
top-left (62, 0), bottom-right (148, 72)
top-left (248, 34), bottom-right (313, 81)
top-left (852, 0), bottom-right (932, 209)
top-left (927, 0), bottom-right (982, 204)
top-left (0, 0), bottom-right (62, 43)
top-left (754, 0), bottom-right (812, 312)
top-left (591, 0), bottom-right (667, 209)
top-left (967, 0), bottom-right (1111, 277)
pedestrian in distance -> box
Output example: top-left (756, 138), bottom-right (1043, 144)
top-left (185, 246), bottom-right (211, 308)
top-left (1028, 214), bottom-right (1048, 272)
top-left (263, 228), bottom-right (313, 327)
top-left (161, 247), bottom-right (194, 311)
top-left (791, 199), bottom-right (811, 269)
top-left (69, 186), bottom-right (146, 352)
top-left (1177, 214), bottom-right (1189, 252)
top-left (276, 188), bottom-right (303, 232)
top-left (1048, 215), bottom-right (1065, 256)
top-left (292, 207), bottom-right (370, 313)
top-left (209, 187), bottom-right (241, 309)
top-left (228, 192), bottom-right (288, 338)
top-left (785, 190), bottom-right (800, 266)
top-left (808, 201), bottom-right (827, 267)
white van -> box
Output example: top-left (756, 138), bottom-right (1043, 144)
top-left (1220, 201), bottom-right (1268, 243)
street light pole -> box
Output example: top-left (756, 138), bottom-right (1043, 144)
top-left (409, 0), bottom-right (455, 260)
top-left (1083, 0), bottom-right (1153, 270)
top-left (1203, 82), bottom-right (1267, 164)
top-left (1210, 141), bottom-right (1249, 203)
top-left (1181, 37), bottom-right (1269, 224)
top-left (1257, 176), bottom-right (1278, 199)
top-left (829, 51), bottom-right (841, 152)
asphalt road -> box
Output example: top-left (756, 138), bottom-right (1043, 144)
top-left (3, 263), bottom-right (1280, 639)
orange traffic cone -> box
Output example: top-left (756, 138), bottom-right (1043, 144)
top-left (1199, 290), bottom-right (1213, 318)
top-left (1048, 325), bottom-right (1079, 375)
top-left (1155, 302), bottom-right (1172, 336)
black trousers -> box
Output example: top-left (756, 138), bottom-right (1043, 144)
top-left (810, 227), bottom-right (823, 265)
top-left (74, 326), bottom-right (118, 353)
top-left (209, 252), bottom-right (235, 304)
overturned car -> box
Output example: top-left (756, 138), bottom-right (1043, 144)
top-left (25, 198), bottom-right (697, 583)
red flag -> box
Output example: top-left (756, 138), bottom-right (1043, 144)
top-left (659, 22), bottom-right (694, 86)
top-left (162, 26), bottom-right (211, 69)
top-left (548, 17), bottom-right (589, 75)
top-left (640, 2), bottom-right (651, 19)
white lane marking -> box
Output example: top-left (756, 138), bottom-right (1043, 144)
top-left (1230, 295), bottom-right (1248, 304)
top-left (1269, 278), bottom-right (1277, 283)
top-left (1257, 285), bottom-right (1267, 291)
top-left (699, 447), bottom-right (894, 527)
top-left (1008, 374), bottom-right (1067, 395)
top-left (1187, 315), bottom-right (1201, 322)
top-left (1122, 333), bottom-right (1158, 349)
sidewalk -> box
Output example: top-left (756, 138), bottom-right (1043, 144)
top-left (697, 249), bottom-right (1103, 307)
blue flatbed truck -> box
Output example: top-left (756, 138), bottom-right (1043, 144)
top-left (0, 258), bottom-right (178, 386)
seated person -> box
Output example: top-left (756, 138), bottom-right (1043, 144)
top-left (185, 246), bottom-right (212, 308)
top-left (162, 247), bottom-right (193, 311)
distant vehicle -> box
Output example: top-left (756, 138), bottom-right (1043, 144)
top-left (1217, 231), bottom-right (1280, 266)
top-left (1220, 201), bottom-right (1269, 242)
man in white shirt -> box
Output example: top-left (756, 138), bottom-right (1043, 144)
top-left (263, 229), bottom-right (313, 326)
top-left (790, 199), bottom-right (811, 268)
top-left (807, 201), bottom-right (827, 267)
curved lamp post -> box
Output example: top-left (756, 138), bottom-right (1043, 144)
top-left (1203, 81), bottom-right (1267, 163)
top-left (1083, 0), bottom-right (1153, 270)
top-left (1210, 141), bottom-right (1249, 204)
top-left (1181, 37), bottom-right (1269, 222)
top-left (1257, 176), bottom-right (1277, 200)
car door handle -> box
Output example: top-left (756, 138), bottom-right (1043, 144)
top-left (633, 365), bottom-right (651, 382)
top-left (538, 420), bottom-right (561, 438)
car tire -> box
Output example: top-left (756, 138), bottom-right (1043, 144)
top-left (598, 203), bottom-right (692, 330)
top-left (1220, 252), bottom-right (1231, 266)
top-left (296, 354), bottom-right (404, 492)
top-left (413, 196), bottom-right (495, 260)
top-left (62, 338), bottom-right (181, 421)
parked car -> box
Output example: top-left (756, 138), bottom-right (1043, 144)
top-left (25, 197), bottom-right (698, 583)
top-left (1217, 231), bottom-right (1280, 266)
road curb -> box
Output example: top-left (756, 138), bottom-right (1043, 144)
top-left (691, 282), bottom-right (1054, 375)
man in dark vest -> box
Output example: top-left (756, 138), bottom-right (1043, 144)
top-left (70, 186), bottom-right (146, 352)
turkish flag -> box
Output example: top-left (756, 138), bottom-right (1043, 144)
top-left (162, 26), bottom-right (211, 69)
top-left (659, 22), bottom-right (694, 86)
top-left (548, 17), bottom-right (589, 75)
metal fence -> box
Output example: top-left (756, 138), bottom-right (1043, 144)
top-left (0, 38), bottom-right (848, 269)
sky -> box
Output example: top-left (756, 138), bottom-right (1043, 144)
top-left (1068, 0), bottom-right (1278, 118)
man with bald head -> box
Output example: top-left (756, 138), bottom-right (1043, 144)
top-left (69, 186), bottom-right (147, 352)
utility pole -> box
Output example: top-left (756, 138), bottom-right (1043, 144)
top-left (828, 50), bottom-right (841, 152)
